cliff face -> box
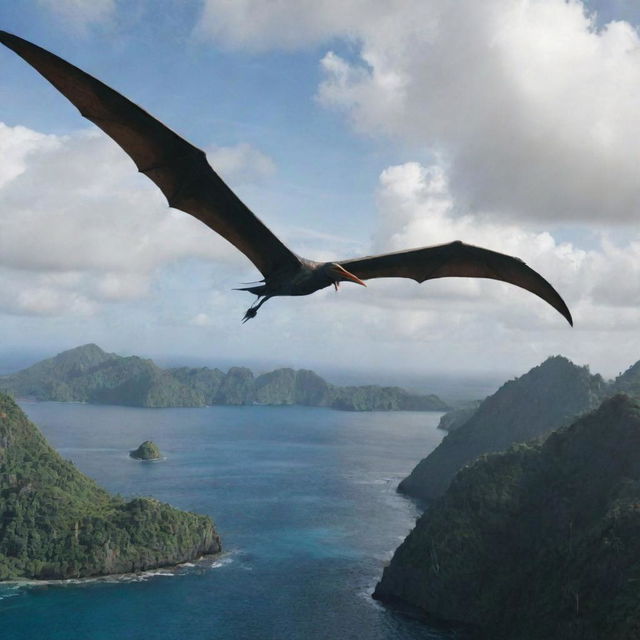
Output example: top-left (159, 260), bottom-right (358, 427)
top-left (376, 395), bottom-right (640, 640)
top-left (0, 393), bottom-right (220, 580)
top-left (399, 356), bottom-right (607, 501)
top-left (0, 344), bottom-right (448, 412)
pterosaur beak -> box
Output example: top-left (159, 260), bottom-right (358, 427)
top-left (332, 264), bottom-right (367, 287)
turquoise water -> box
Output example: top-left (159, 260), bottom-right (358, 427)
top-left (2, 402), bottom-right (458, 640)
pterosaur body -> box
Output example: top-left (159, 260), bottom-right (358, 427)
top-left (0, 31), bottom-right (573, 326)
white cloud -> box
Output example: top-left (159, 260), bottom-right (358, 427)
top-left (198, 0), bottom-right (640, 225)
top-left (189, 312), bottom-right (213, 327)
top-left (207, 143), bottom-right (276, 184)
top-left (0, 123), bottom-right (277, 316)
top-left (318, 1), bottom-right (640, 225)
top-left (0, 123), bottom-right (60, 189)
top-left (196, 0), bottom-right (376, 51)
top-left (367, 160), bottom-right (640, 322)
top-left (37, 0), bottom-right (117, 30)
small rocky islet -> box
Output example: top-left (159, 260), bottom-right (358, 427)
top-left (130, 440), bottom-right (162, 461)
top-left (0, 393), bottom-right (220, 580)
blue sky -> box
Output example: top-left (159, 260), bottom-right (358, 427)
top-left (2, 0), bottom-right (640, 384)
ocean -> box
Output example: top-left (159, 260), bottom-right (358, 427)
top-left (1, 402), bottom-right (461, 640)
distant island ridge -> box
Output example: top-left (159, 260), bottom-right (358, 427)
top-left (0, 344), bottom-right (449, 412)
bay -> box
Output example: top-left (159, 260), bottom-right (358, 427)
top-left (1, 402), bottom-right (458, 640)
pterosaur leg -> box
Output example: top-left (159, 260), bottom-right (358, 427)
top-left (242, 296), bottom-right (272, 323)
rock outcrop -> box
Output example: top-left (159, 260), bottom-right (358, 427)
top-left (130, 441), bottom-right (162, 460)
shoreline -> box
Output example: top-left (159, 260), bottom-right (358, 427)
top-left (0, 552), bottom-right (225, 588)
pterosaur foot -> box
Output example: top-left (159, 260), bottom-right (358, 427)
top-left (241, 295), bottom-right (271, 323)
top-left (242, 307), bottom-right (258, 323)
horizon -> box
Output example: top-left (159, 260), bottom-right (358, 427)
top-left (1, 340), bottom-right (632, 406)
top-left (2, 1), bottom-right (640, 387)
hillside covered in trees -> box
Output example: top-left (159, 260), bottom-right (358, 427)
top-left (0, 393), bottom-right (220, 580)
top-left (399, 356), bottom-right (608, 501)
top-left (375, 395), bottom-right (640, 640)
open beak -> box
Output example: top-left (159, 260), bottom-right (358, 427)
top-left (332, 264), bottom-right (367, 287)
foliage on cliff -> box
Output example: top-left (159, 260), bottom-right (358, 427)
top-left (399, 356), bottom-right (607, 501)
top-left (329, 385), bottom-right (448, 411)
top-left (375, 395), bottom-right (640, 640)
top-left (0, 393), bottom-right (220, 580)
top-left (0, 344), bottom-right (448, 412)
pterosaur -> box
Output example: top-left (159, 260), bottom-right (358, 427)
top-left (0, 31), bottom-right (572, 326)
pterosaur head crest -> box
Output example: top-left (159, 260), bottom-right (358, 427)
top-left (326, 263), bottom-right (367, 291)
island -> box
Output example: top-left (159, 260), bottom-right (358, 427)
top-left (398, 356), bottom-right (607, 502)
top-left (0, 392), bottom-right (220, 580)
top-left (0, 344), bottom-right (449, 412)
top-left (130, 440), bottom-right (162, 461)
top-left (374, 395), bottom-right (640, 640)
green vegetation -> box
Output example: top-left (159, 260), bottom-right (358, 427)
top-left (329, 385), bottom-right (447, 411)
top-left (0, 344), bottom-right (448, 412)
top-left (375, 395), bottom-right (640, 640)
top-left (399, 356), bottom-right (607, 501)
top-left (436, 400), bottom-right (481, 432)
top-left (0, 393), bottom-right (220, 580)
top-left (215, 367), bottom-right (255, 405)
top-left (611, 360), bottom-right (640, 398)
top-left (130, 441), bottom-right (162, 461)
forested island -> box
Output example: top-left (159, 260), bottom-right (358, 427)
top-left (375, 395), bottom-right (640, 639)
top-left (0, 344), bottom-right (448, 412)
top-left (0, 393), bottom-right (220, 580)
top-left (130, 441), bottom-right (162, 461)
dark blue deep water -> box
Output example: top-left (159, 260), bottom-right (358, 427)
top-left (1, 403), bottom-right (456, 640)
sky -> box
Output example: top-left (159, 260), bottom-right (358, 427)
top-left (1, 0), bottom-right (640, 384)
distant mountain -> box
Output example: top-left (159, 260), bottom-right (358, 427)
top-left (0, 392), bottom-right (220, 580)
top-left (399, 356), bottom-right (607, 501)
top-left (375, 395), bottom-right (640, 640)
top-left (0, 344), bottom-right (449, 412)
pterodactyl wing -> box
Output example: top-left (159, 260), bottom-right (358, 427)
top-left (0, 31), bottom-right (300, 278)
top-left (340, 241), bottom-right (573, 325)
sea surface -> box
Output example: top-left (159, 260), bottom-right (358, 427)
top-left (1, 402), bottom-right (460, 640)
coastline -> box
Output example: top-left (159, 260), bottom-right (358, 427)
top-left (0, 551), bottom-right (226, 588)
